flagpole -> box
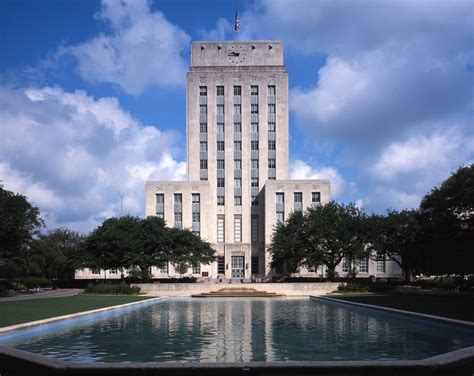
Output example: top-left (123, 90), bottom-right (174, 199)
top-left (234, 10), bottom-right (239, 40)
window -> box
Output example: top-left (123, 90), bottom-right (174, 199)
top-left (217, 86), bottom-right (224, 96)
top-left (268, 104), bottom-right (276, 113)
top-left (342, 258), bottom-right (351, 273)
top-left (251, 214), bottom-right (259, 242)
top-left (91, 268), bottom-right (101, 275)
top-left (276, 211), bottom-right (284, 223)
top-left (234, 141), bottom-right (241, 151)
top-left (192, 264), bottom-right (201, 274)
top-left (218, 256), bottom-right (225, 274)
top-left (156, 194), bottom-right (164, 204)
top-left (200, 141), bottom-right (207, 152)
top-left (109, 268), bottom-right (117, 274)
top-left (251, 141), bottom-right (259, 150)
top-left (268, 140), bottom-right (276, 150)
top-left (200, 105), bottom-right (207, 115)
top-left (174, 194), bottom-right (182, 204)
top-left (217, 104), bottom-right (224, 115)
top-left (192, 193), bottom-right (200, 203)
top-left (268, 122), bottom-right (275, 132)
top-left (217, 122), bottom-right (224, 133)
top-left (217, 196), bottom-right (225, 206)
top-left (251, 104), bottom-right (258, 114)
top-left (251, 159), bottom-right (259, 169)
top-left (156, 212), bottom-right (164, 219)
top-left (252, 195), bottom-right (258, 205)
top-left (234, 86), bottom-right (241, 96)
top-left (174, 212), bottom-right (182, 224)
top-left (276, 192), bottom-right (284, 203)
top-left (192, 212), bottom-right (200, 223)
top-left (200, 86), bottom-right (207, 96)
top-left (217, 215), bottom-right (225, 242)
top-left (251, 122), bottom-right (259, 133)
top-left (217, 177), bottom-right (225, 187)
top-left (268, 85), bottom-right (276, 96)
top-left (234, 196), bottom-right (242, 206)
top-left (234, 159), bottom-right (242, 170)
top-left (251, 177), bottom-right (259, 188)
top-left (217, 141), bottom-right (224, 151)
top-left (200, 123), bottom-right (207, 133)
top-left (234, 122), bottom-right (241, 132)
top-left (252, 256), bottom-right (259, 274)
top-left (234, 104), bottom-right (241, 114)
top-left (307, 265), bottom-right (316, 273)
top-left (217, 159), bottom-right (225, 169)
top-left (234, 215), bottom-right (242, 242)
top-left (358, 258), bottom-right (369, 273)
top-left (159, 263), bottom-right (169, 274)
top-left (200, 159), bottom-right (208, 169)
top-left (377, 254), bottom-right (386, 273)
top-left (268, 159), bottom-right (276, 168)
top-left (234, 178), bottom-right (241, 188)
top-left (251, 85), bottom-right (258, 95)
top-left (294, 192), bottom-right (302, 203)
top-left (312, 192), bottom-right (321, 203)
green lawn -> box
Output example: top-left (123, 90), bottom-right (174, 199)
top-left (330, 293), bottom-right (474, 322)
top-left (0, 295), bottom-right (152, 328)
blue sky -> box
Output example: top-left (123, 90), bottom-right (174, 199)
top-left (1, 0), bottom-right (473, 232)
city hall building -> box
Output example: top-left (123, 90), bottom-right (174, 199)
top-left (76, 40), bottom-right (401, 281)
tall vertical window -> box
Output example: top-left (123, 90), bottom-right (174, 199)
top-left (234, 86), bottom-right (241, 96)
top-left (234, 104), bottom-right (241, 114)
top-left (200, 141), bottom-right (207, 151)
top-left (192, 193), bottom-right (200, 203)
top-left (268, 122), bottom-right (276, 132)
top-left (234, 141), bottom-right (242, 151)
top-left (217, 178), bottom-right (225, 187)
top-left (192, 212), bottom-right (200, 223)
top-left (156, 194), bottom-right (164, 219)
top-left (251, 141), bottom-right (259, 150)
top-left (192, 264), bottom-right (201, 274)
top-left (234, 196), bottom-right (242, 206)
top-left (294, 192), bottom-right (302, 203)
top-left (268, 140), bottom-right (276, 150)
top-left (200, 123), bottom-right (207, 133)
top-left (251, 195), bottom-right (258, 206)
top-left (200, 86), bottom-right (207, 96)
top-left (217, 215), bottom-right (225, 242)
top-left (376, 254), bottom-right (386, 273)
top-left (234, 159), bottom-right (242, 170)
top-left (358, 258), bottom-right (369, 273)
top-left (216, 86), bottom-right (224, 96)
top-left (268, 104), bottom-right (276, 113)
top-left (312, 192), bottom-right (321, 203)
top-left (234, 122), bottom-right (241, 132)
top-left (276, 193), bottom-right (284, 203)
top-left (251, 214), bottom-right (259, 242)
top-left (217, 141), bottom-right (224, 151)
top-left (268, 159), bottom-right (276, 168)
top-left (276, 211), bottom-right (284, 223)
top-left (200, 105), bottom-right (207, 115)
top-left (251, 85), bottom-right (259, 96)
top-left (234, 178), bottom-right (242, 188)
top-left (217, 122), bottom-right (224, 133)
top-left (251, 104), bottom-right (259, 114)
top-left (268, 85), bottom-right (276, 96)
top-left (200, 160), bottom-right (208, 169)
top-left (174, 212), bottom-right (182, 224)
top-left (251, 122), bottom-right (259, 133)
top-left (156, 194), bottom-right (164, 204)
top-left (217, 159), bottom-right (225, 169)
top-left (251, 159), bottom-right (259, 169)
top-left (174, 194), bottom-right (182, 204)
top-left (234, 215), bottom-right (242, 242)
top-left (217, 104), bottom-right (224, 115)
top-left (217, 196), bottom-right (225, 206)
top-left (251, 178), bottom-right (259, 188)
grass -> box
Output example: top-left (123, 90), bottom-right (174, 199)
top-left (0, 295), bottom-right (152, 328)
top-left (330, 293), bottom-right (474, 322)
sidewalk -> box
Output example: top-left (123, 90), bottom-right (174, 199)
top-left (0, 288), bottom-right (83, 302)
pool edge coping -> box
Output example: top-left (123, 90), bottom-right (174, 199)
top-left (0, 296), bottom-right (166, 334)
top-left (311, 295), bottom-right (474, 327)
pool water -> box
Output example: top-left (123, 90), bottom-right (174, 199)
top-left (1, 297), bottom-right (473, 363)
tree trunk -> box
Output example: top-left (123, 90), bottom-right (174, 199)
top-left (326, 265), bottom-right (337, 281)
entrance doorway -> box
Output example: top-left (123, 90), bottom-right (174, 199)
top-left (231, 256), bottom-right (244, 278)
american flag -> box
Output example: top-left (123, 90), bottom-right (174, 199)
top-left (235, 10), bottom-right (239, 32)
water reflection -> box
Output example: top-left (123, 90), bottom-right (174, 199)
top-left (5, 298), bottom-right (474, 363)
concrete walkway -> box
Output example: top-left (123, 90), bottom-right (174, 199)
top-left (0, 288), bottom-right (83, 302)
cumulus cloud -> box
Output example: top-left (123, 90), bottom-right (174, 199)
top-left (0, 85), bottom-right (186, 232)
top-left (290, 159), bottom-right (345, 198)
top-left (58, 0), bottom-right (190, 94)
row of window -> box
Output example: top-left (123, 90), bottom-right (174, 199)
top-left (200, 140), bottom-right (277, 152)
top-left (156, 193), bottom-right (201, 204)
top-left (200, 104), bottom-right (276, 115)
top-left (276, 192), bottom-right (321, 204)
top-left (200, 85), bottom-right (276, 97)
top-left (216, 214), bottom-right (259, 243)
top-left (341, 257), bottom-right (386, 273)
top-left (200, 122), bottom-right (275, 134)
top-left (199, 159), bottom-right (276, 170)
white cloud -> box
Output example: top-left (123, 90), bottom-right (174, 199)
top-left (58, 0), bottom-right (190, 94)
top-left (290, 159), bottom-right (345, 198)
top-left (0, 85), bottom-right (185, 232)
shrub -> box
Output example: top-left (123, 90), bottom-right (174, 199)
top-left (11, 277), bottom-right (52, 290)
top-left (85, 282), bottom-right (141, 295)
top-left (337, 282), bottom-right (369, 293)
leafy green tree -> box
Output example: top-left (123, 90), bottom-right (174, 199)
top-left (0, 188), bottom-right (43, 273)
top-left (368, 210), bottom-right (421, 282)
top-left (268, 210), bottom-right (310, 275)
top-left (418, 164), bottom-right (474, 275)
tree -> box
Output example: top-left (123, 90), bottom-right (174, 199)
top-left (368, 210), bottom-right (421, 282)
top-left (268, 210), bottom-right (310, 275)
top-left (418, 164), bottom-right (474, 275)
top-left (0, 188), bottom-right (43, 266)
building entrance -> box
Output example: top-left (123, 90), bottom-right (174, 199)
top-left (231, 256), bottom-right (244, 278)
